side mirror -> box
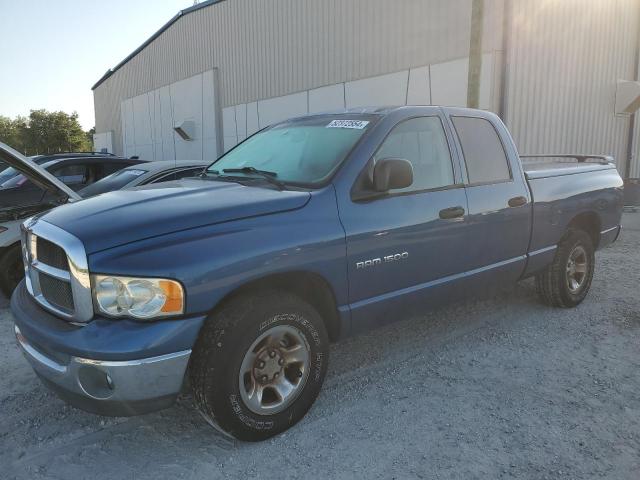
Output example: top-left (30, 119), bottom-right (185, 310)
top-left (373, 158), bottom-right (413, 192)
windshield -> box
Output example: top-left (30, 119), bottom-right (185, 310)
top-left (208, 115), bottom-right (376, 186)
top-left (79, 168), bottom-right (148, 197)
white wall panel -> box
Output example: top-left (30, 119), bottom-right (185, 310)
top-left (345, 71), bottom-right (409, 108)
top-left (309, 84), bottom-right (345, 113)
top-left (170, 74), bottom-right (203, 160)
top-left (222, 106), bottom-right (237, 151)
top-left (121, 98), bottom-right (135, 156)
top-left (235, 104), bottom-right (247, 142)
top-left (120, 70), bottom-right (219, 160)
top-left (407, 66), bottom-right (431, 105)
top-left (246, 102), bottom-right (259, 136)
top-left (132, 93), bottom-right (152, 147)
top-left (158, 86), bottom-right (175, 161)
top-left (203, 139), bottom-right (218, 161)
top-left (257, 91), bottom-right (308, 128)
top-left (202, 69), bottom-right (219, 157)
top-left (430, 57), bottom-right (468, 107)
top-left (93, 131), bottom-right (113, 153)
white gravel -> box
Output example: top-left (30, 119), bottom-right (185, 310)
top-left (1, 213), bottom-right (639, 479)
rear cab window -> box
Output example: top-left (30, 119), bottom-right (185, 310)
top-left (451, 116), bottom-right (512, 185)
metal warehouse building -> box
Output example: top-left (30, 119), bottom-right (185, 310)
top-left (92, 0), bottom-right (640, 182)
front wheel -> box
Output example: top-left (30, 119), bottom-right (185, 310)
top-left (190, 290), bottom-right (329, 441)
top-left (535, 229), bottom-right (595, 308)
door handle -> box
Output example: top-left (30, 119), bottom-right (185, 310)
top-left (508, 196), bottom-right (528, 208)
top-left (439, 206), bottom-right (465, 219)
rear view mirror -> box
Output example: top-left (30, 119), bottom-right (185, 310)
top-left (373, 158), bottom-right (413, 191)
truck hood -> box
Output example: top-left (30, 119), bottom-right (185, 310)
top-left (40, 178), bottom-right (311, 253)
top-left (0, 142), bottom-right (81, 202)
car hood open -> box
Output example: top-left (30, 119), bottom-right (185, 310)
top-left (0, 142), bottom-right (81, 202)
top-left (40, 178), bottom-right (311, 253)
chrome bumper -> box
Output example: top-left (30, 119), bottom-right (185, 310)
top-left (15, 325), bottom-right (191, 416)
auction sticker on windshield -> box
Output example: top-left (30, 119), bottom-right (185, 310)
top-left (326, 120), bottom-right (370, 129)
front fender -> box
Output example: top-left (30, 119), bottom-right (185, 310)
top-left (88, 188), bottom-right (348, 316)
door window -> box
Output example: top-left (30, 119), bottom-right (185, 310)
top-left (374, 117), bottom-right (455, 193)
top-left (100, 162), bottom-right (130, 179)
top-left (51, 164), bottom-right (88, 187)
top-left (451, 117), bottom-right (511, 185)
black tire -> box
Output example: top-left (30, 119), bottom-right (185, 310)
top-left (0, 245), bottom-right (24, 297)
top-left (535, 229), bottom-right (595, 308)
top-left (189, 290), bottom-right (329, 441)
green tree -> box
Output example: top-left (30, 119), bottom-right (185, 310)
top-left (0, 110), bottom-right (93, 155)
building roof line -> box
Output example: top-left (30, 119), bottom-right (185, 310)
top-left (91, 0), bottom-right (225, 91)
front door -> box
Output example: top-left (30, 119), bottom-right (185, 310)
top-left (336, 115), bottom-right (471, 333)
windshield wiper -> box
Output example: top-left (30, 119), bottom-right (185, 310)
top-left (221, 167), bottom-right (285, 190)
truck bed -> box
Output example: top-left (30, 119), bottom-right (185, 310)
top-left (521, 154), bottom-right (623, 271)
top-left (521, 154), bottom-right (617, 180)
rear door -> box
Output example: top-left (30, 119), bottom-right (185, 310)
top-left (446, 112), bottom-right (531, 284)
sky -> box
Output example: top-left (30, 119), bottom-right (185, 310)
top-left (0, 0), bottom-right (193, 130)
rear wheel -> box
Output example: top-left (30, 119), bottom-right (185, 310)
top-left (535, 229), bottom-right (595, 308)
top-left (190, 290), bottom-right (329, 441)
top-left (0, 245), bottom-right (24, 297)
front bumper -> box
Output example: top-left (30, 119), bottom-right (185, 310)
top-left (11, 281), bottom-right (206, 416)
top-left (15, 325), bottom-right (190, 416)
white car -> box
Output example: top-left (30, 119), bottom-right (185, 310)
top-left (0, 158), bottom-right (209, 296)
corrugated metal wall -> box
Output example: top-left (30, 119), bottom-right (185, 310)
top-left (94, 0), bottom-right (486, 156)
top-left (503, 0), bottom-right (640, 174)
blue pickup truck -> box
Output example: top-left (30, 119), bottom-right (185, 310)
top-left (2, 107), bottom-right (623, 441)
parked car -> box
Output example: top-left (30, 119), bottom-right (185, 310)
top-left (77, 160), bottom-right (209, 197)
top-left (0, 155), bottom-right (146, 208)
top-left (0, 152), bottom-right (118, 184)
top-left (0, 154), bottom-right (147, 295)
top-left (0, 159), bottom-right (206, 296)
top-left (5, 106), bottom-right (623, 441)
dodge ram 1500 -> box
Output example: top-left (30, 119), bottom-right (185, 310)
top-left (3, 106), bottom-right (623, 441)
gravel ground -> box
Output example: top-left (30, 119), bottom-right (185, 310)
top-left (1, 212), bottom-right (639, 480)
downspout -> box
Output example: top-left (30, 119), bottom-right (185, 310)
top-left (467, 0), bottom-right (485, 109)
top-left (624, 2), bottom-right (640, 181)
top-left (498, 0), bottom-right (513, 122)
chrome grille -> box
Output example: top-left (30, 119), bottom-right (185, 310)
top-left (22, 219), bottom-right (93, 323)
top-left (38, 273), bottom-right (74, 311)
top-left (36, 238), bottom-right (69, 271)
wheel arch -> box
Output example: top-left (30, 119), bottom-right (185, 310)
top-left (567, 211), bottom-right (601, 248)
top-left (209, 270), bottom-right (343, 342)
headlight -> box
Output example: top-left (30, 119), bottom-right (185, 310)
top-left (93, 275), bottom-right (184, 320)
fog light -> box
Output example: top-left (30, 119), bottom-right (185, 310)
top-left (77, 365), bottom-right (114, 400)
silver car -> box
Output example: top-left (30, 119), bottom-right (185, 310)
top-left (0, 160), bottom-right (210, 296)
